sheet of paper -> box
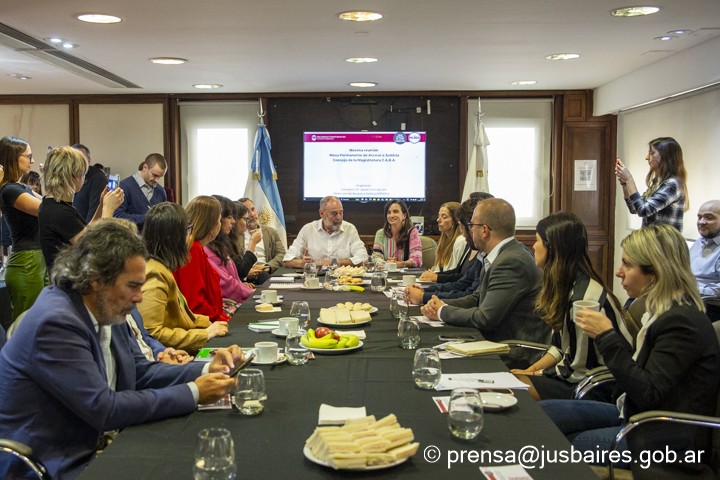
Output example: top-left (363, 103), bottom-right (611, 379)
top-left (268, 276), bottom-right (294, 282)
top-left (438, 351), bottom-right (466, 359)
top-left (337, 330), bottom-right (366, 339)
top-left (199, 394), bottom-right (233, 411)
top-left (480, 464), bottom-right (534, 480)
top-left (414, 315), bottom-right (444, 327)
top-left (574, 159), bottom-right (597, 191)
top-left (435, 373), bottom-right (529, 391)
top-left (269, 283), bottom-right (303, 289)
top-left (432, 396), bottom-right (450, 413)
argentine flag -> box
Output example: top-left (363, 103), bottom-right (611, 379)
top-left (243, 124), bottom-right (287, 249)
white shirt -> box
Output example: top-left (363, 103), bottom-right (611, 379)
top-left (245, 227), bottom-right (267, 264)
top-left (283, 219), bottom-right (368, 265)
top-left (437, 236), bottom-right (514, 321)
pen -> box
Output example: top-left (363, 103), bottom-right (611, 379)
top-left (447, 378), bottom-right (494, 383)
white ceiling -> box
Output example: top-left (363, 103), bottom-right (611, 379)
top-left (0, 0), bottom-right (719, 95)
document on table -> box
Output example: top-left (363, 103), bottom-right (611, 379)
top-left (435, 373), bottom-right (529, 391)
top-left (414, 315), bottom-right (444, 327)
top-left (480, 465), bottom-right (534, 480)
top-left (269, 283), bottom-right (303, 289)
top-left (269, 276), bottom-right (294, 282)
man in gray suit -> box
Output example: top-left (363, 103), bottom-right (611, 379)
top-left (421, 198), bottom-right (550, 367)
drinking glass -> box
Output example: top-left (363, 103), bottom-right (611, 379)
top-left (370, 271), bottom-right (387, 292)
top-left (326, 263), bottom-right (338, 288)
top-left (285, 327), bottom-right (310, 365)
top-left (447, 388), bottom-right (484, 440)
top-left (303, 261), bottom-right (317, 281)
top-left (193, 428), bottom-right (236, 480)
top-left (289, 301), bottom-right (311, 330)
top-left (412, 348), bottom-right (441, 389)
top-left (397, 316), bottom-right (420, 349)
top-left (235, 368), bottom-right (266, 415)
top-left (363, 258), bottom-right (375, 273)
top-left (390, 291), bottom-right (409, 319)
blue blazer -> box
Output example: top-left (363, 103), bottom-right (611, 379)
top-left (0, 286), bottom-right (204, 479)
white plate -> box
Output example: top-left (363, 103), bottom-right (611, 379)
top-left (307, 340), bottom-right (364, 354)
top-left (301, 286), bottom-right (324, 290)
top-left (271, 328), bottom-right (307, 338)
top-left (317, 317), bottom-right (372, 328)
top-left (251, 352), bottom-right (287, 365)
top-left (303, 446), bottom-right (408, 470)
top-left (480, 392), bottom-right (518, 411)
top-left (328, 306), bottom-right (378, 314)
top-left (255, 299), bottom-right (283, 306)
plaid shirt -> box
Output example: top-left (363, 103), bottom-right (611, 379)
top-left (626, 177), bottom-right (685, 232)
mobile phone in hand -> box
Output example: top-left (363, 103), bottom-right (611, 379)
top-left (108, 174), bottom-right (119, 191)
top-left (228, 353), bottom-right (256, 378)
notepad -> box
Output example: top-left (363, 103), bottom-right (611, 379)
top-left (445, 340), bottom-right (510, 356)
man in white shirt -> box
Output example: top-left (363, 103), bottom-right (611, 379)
top-left (283, 196), bottom-right (368, 267)
top-left (690, 199), bottom-right (720, 321)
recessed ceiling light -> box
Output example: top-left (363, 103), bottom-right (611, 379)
top-left (151, 58), bottom-right (187, 65)
top-left (546, 53), bottom-right (580, 60)
top-left (668, 29), bottom-right (691, 35)
top-left (62, 43), bottom-right (78, 49)
top-left (46, 37), bottom-right (64, 43)
top-left (19, 76), bottom-right (30, 80)
top-left (346, 57), bottom-right (378, 63)
top-left (349, 82), bottom-right (377, 88)
top-left (7, 73), bottom-right (18, 77)
top-left (610, 6), bottom-right (660, 17)
top-left (655, 35), bottom-right (677, 41)
top-left (339, 11), bottom-right (383, 22)
top-left (193, 84), bottom-right (223, 89)
top-left (510, 81), bottom-right (537, 85)
top-left (77, 14), bottom-right (122, 24)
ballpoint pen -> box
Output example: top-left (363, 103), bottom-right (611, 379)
top-left (447, 377), bottom-right (494, 384)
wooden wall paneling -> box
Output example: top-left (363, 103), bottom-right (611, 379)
top-left (168, 98), bottom-right (181, 203)
top-left (551, 95), bottom-right (564, 213)
top-left (587, 241), bottom-right (609, 283)
top-left (71, 100), bottom-right (80, 145)
top-left (563, 93), bottom-right (587, 122)
top-left (459, 95), bottom-right (468, 198)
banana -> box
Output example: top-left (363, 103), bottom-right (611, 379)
top-left (348, 286), bottom-right (365, 292)
top-left (308, 336), bottom-right (339, 348)
top-left (345, 334), bottom-right (359, 348)
top-left (308, 329), bottom-right (316, 339)
top-left (335, 338), bottom-right (348, 349)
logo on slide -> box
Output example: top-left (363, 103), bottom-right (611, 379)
top-left (408, 132), bottom-right (421, 144)
top-left (394, 132), bottom-right (406, 144)
top-left (311, 135), bottom-right (317, 141)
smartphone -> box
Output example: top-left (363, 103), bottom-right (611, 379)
top-left (108, 174), bottom-right (119, 191)
top-left (438, 335), bottom-right (476, 342)
top-left (228, 352), bottom-right (256, 378)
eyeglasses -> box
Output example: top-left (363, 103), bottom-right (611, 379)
top-left (466, 223), bottom-right (492, 231)
top-left (187, 223), bottom-right (194, 235)
top-left (20, 153), bottom-right (33, 161)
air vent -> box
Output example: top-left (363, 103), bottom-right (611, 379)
top-left (0, 21), bottom-right (141, 89)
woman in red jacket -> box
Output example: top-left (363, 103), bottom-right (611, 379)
top-left (173, 196), bottom-right (236, 322)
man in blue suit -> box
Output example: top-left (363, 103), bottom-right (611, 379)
top-left (114, 153), bottom-right (168, 231)
top-left (0, 222), bottom-right (240, 479)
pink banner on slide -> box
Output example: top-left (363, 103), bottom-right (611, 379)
top-left (304, 132), bottom-right (425, 143)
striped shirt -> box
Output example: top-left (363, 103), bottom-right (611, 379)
top-left (372, 227), bottom-right (423, 268)
top-left (626, 177), bottom-right (685, 232)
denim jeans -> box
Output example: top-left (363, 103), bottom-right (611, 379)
top-left (539, 399), bottom-right (629, 468)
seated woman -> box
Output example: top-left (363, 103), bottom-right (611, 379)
top-left (539, 224), bottom-right (720, 469)
top-left (174, 196), bottom-right (235, 322)
top-left (510, 212), bottom-right (632, 401)
top-left (372, 199), bottom-right (422, 269)
top-left (228, 200), bottom-right (268, 283)
top-left (431, 202), bottom-right (464, 272)
top-left (139, 202), bottom-right (227, 353)
top-left (38, 147), bottom-right (123, 271)
top-left (205, 195), bottom-right (254, 304)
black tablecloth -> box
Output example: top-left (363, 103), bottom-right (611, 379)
top-left (79, 268), bottom-right (597, 479)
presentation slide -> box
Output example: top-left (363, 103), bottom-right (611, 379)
top-left (303, 131), bottom-right (426, 201)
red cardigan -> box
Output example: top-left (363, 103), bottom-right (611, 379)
top-left (173, 241), bottom-right (229, 322)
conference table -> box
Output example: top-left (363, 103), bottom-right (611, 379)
top-left (80, 268), bottom-right (598, 479)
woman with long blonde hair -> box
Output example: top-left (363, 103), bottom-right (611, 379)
top-left (539, 224), bottom-right (720, 470)
top-left (431, 202), bottom-right (463, 273)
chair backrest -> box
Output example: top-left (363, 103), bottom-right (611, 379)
top-left (420, 236), bottom-right (437, 270)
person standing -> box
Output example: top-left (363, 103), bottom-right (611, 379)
top-left (71, 144), bottom-right (109, 223)
top-left (114, 153), bottom-right (167, 231)
top-left (0, 136), bottom-right (48, 320)
top-left (615, 137), bottom-right (688, 232)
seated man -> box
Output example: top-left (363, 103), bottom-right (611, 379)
top-left (690, 199), bottom-right (720, 321)
top-left (0, 222), bottom-right (240, 479)
top-left (421, 199), bottom-right (550, 367)
top-left (283, 196), bottom-right (367, 267)
top-left (127, 307), bottom-right (193, 364)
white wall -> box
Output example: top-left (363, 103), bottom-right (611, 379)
top-left (613, 86), bottom-right (720, 301)
top-left (78, 104), bottom-right (165, 182)
top-left (0, 104), bottom-right (70, 173)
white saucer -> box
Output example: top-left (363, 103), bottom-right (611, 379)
top-left (255, 299), bottom-right (283, 306)
top-left (271, 328), bottom-right (306, 338)
top-left (251, 353), bottom-right (287, 365)
top-left (480, 392), bottom-right (518, 411)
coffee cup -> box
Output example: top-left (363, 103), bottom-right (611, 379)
top-left (573, 300), bottom-right (600, 322)
top-left (279, 317), bottom-right (299, 335)
top-left (255, 341), bottom-right (278, 363)
top-left (304, 277), bottom-right (320, 288)
top-left (402, 275), bottom-right (416, 286)
top-left (386, 262), bottom-right (398, 272)
top-left (261, 290), bottom-right (278, 303)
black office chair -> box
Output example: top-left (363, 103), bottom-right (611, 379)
top-left (0, 439), bottom-right (51, 479)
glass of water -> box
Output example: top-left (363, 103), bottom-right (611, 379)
top-left (370, 271), bottom-right (387, 292)
top-left (363, 257), bottom-right (375, 273)
top-left (235, 368), bottom-right (266, 416)
top-left (285, 327), bottom-right (310, 365)
top-left (397, 316), bottom-right (420, 349)
top-left (412, 348), bottom-right (441, 389)
top-left (303, 261), bottom-right (317, 281)
top-left (194, 428), bottom-right (236, 480)
top-left (448, 388), bottom-right (484, 440)
top-left (289, 301), bottom-right (310, 330)
top-left (390, 291), bottom-right (409, 319)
